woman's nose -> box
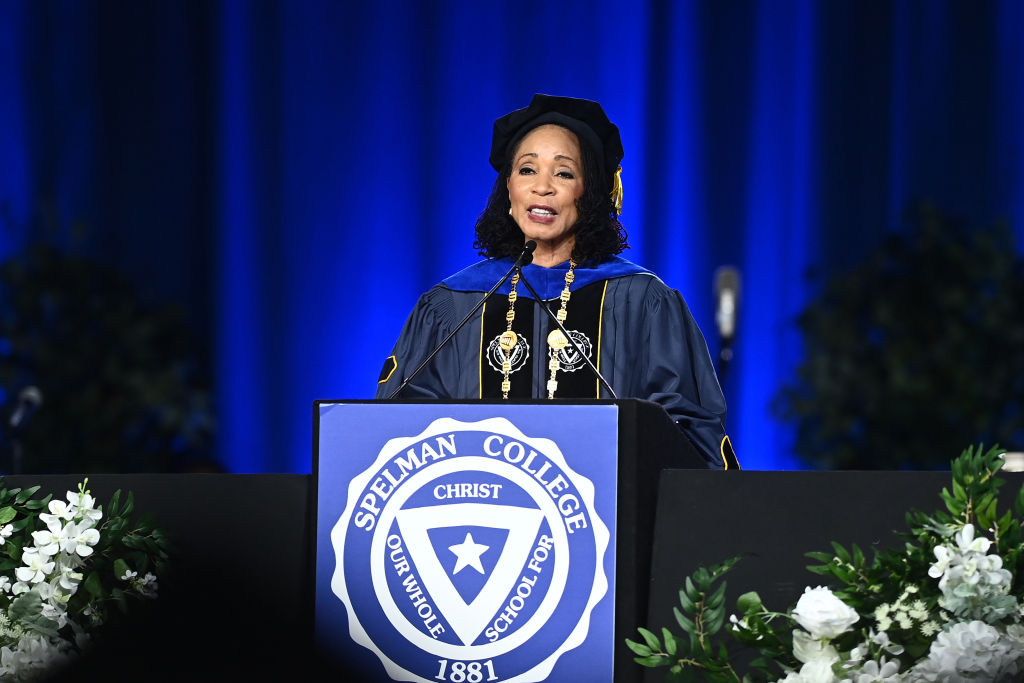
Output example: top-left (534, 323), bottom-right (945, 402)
top-left (532, 174), bottom-right (554, 195)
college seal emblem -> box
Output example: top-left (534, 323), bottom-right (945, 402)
top-left (330, 417), bottom-right (610, 682)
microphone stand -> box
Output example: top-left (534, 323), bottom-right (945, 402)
top-left (388, 243), bottom-right (537, 399)
top-left (515, 269), bottom-right (618, 399)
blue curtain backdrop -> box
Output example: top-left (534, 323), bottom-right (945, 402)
top-left (2, 0), bottom-right (1023, 473)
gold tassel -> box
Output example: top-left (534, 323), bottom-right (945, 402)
top-left (611, 165), bottom-right (623, 215)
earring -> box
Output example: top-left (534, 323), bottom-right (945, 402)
top-left (508, 207), bottom-right (513, 216)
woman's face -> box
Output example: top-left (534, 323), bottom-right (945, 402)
top-left (506, 125), bottom-right (584, 264)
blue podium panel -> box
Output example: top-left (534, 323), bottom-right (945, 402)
top-left (314, 402), bottom-right (619, 683)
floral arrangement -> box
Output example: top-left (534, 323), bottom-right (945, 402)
top-left (627, 444), bottom-right (1024, 681)
top-left (0, 478), bottom-right (168, 680)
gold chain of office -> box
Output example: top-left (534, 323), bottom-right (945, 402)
top-left (498, 260), bottom-right (577, 399)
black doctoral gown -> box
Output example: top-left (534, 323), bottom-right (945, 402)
top-left (376, 256), bottom-right (736, 469)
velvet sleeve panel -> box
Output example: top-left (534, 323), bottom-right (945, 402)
top-left (602, 274), bottom-right (729, 469)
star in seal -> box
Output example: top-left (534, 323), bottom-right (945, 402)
top-left (448, 532), bottom-right (490, 575)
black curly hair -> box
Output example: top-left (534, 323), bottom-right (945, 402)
top-left (472, 126), bottom-right (629, 265)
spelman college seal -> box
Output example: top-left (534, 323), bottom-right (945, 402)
top-left (330, 417), bottom-right (610, 682)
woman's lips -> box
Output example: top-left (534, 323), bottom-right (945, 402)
top-left (526, 206), bottom-right (557, 224)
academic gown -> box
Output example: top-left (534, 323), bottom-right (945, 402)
top-left (375, 256), bottom-right (736, 469)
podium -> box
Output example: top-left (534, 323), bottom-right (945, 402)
top-left (313, 398), bottom-right (708, 682)
top-left (2, 398), bottom-right (707, 681)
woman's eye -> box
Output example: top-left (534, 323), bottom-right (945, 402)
top-left (518, 166), bottom-right (536, 175)
top-left (557, 171), bottom-right (576, 179)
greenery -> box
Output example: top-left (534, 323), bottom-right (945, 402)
top-left (0, 207), bottom-right (215, 473)
top-left (0, 477), bottom-right (169, 679)
top-left (628, 444), bottom-right (1024, 681)
top-left (773, 205), bottom-right (1024, 469)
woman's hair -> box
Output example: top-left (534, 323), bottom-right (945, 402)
top-left (472, 128), bottom-right (629, 264)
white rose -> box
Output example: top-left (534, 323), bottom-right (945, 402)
top-left (793, 629), bottom-right (840, 665)
top-left (798, 658), bottom-right (839, 683)
top-left (792, 586), bottom-right (860, 640)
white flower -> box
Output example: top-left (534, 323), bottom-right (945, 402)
top-left (927, 522), bottom-right (1016, 623)
top-left (30, 523), bottom-right (62, 558)
top-left (58, 522), bottom-right (100, 557)
top-left (793, 586), bottom-right (860, 640)
top-left (869, 630), bottom-right (904, 656)
top-left (120, 569), bottom-right (137, 581)
top-left (0, 524), bottom-right (14, 546)
top-left (909, 620), bottom-right (1018, 680)
top-left (797, 658), bottom-right (839, 683)
top-left (57, 565), bottom-right (82, 591)
top-left (844, 656), bottom-right (901, 683)
top-left (65, 490), bottom-right (102, 525)
top-left (780, 661), bottom-right (839, 683)
top-left (16, 549), bottom-right (55, 584)
top-left (39, 499), bottom-right (75, 527)
top-left (928, 545), bottom-right (952, 579)
top-left (0, 577), bottom-right (10, 593)
top-left (793, 629), bottom-right (840, 665)
top-left (34, 582), bottom-right (55, 601)
top-left (954, 524), bottom-right (990, 554)
top-left (136, 572), bottom-right (158, 598)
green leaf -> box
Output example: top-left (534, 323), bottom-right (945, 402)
top-left (662, 627), bottom-right (677, 656)
top-left (625, 638), bottom-right (652, 657)
top-left (706, 606), bottom-right (726, 634)
top-left (633, 654), bottom-right (669, 667)
top-left (674, 606), bottom-right (695, 632)
top-left (122, 491), bottom-right (135, 518)
top-left (736, 591), bottom-right (763, 613)
top-left (678, 586), bottom-right (696, 612)
top-left (107, 490), bottom-right (122, 518)
top-left (8, 591), bottom-right (43, 622)
top-left (706, 581), bottom-right (727, 610)
top-left (637, 626), bottom-right (661, 651)
top-left (830, 541), bottom-right (850, 562)
top-left (9, 592), bottom-right (59, 637)
top-left (0, 506), bottom-right (16, 524)
top-left (113, 558), bottom-right (131, 582)
top-left (14, 486), bottom-right (40, 505)
top-left (83, 571), bottom-right (104, 600)
top-left (693, 567), bottom-right (711, 589)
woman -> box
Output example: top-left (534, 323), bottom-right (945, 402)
top-left (375, 94), bottom-right (737, 470)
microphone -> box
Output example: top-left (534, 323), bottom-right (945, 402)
top-left (8, 386), bottom-right (43, 433)
top-left (514, 271), bottom-right (618, 399)
top-left (516, 240), bottom-right (537, 268)
top-left (713, 266), bottom-right (740, 379)
top-left (387, 241), bottom-right (537, 398)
